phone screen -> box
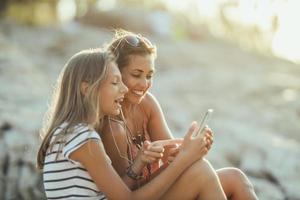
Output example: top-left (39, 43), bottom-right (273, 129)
top-left (193, 109), bottom-right (213, 137)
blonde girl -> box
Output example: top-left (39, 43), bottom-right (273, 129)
top-left (36, 48), bottom-right (225, 200)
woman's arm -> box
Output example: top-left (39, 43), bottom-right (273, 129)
top-left (143, 93), bottom-right (214, 164)
top-left (70, 122), bottom-right (208, 200)
top-left (142, 93), bottom-right (173, 141)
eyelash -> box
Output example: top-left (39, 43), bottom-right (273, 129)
top-left (132, 74), bottom-right (153, 80)
top-left (146, 75), bottom-right (153, 80)
top-left (112, 81), bottom-right (119, 85)
top-left (131, 74), bottom-right (140, 78)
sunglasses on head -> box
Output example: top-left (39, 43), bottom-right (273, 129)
top-left (114, 34), bottom-right (153, 51)
top-left (124, 34), bottom-right (153, 47)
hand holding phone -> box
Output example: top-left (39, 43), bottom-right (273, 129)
top-left (193, 109), bottom-right (213, 137)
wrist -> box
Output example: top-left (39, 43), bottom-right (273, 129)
top-left (134, 154), bottom-right (147, 169)
top-left (128, 157), bottom-right (144, 176)
top-left (174, 152), bottom-right (194, 167)
top-left (126, 164), bottom-right (143, 180)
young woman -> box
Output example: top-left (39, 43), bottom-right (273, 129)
top-left (102, 30), bottom-right (258, 200)
top-left (36, 48), bottom-right (226, 200)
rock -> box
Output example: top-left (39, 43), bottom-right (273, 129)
top-left (239, 149), bottom-right (266, 178)
top-left (0, 121), bottom-right (12, 132)
top-left (4, 129), bottom-right (28, 162)
top-left (5, 164), bottom-right (20, 200)
top-left (280, 178), bottom-right (300, 200)
top-left (0, 132), bottom-right (8, 200)
top-left (19, 163), bottom-right (42, 200)
top-left (265, 140), bottom-right (300, 175)
top-left (265, 149), bottom-right (300, 199)
top-left (250, 177), bottom-right (285, 200)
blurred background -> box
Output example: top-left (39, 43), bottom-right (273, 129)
top-left (0, 0), bottom-right (299, 199)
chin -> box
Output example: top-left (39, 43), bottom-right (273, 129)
top-left (106, 108), bottom-right (120, 116)
top-left (128, 95), bottom-right (145, 105)
top-left (114, 109), bottom-right (121, 116)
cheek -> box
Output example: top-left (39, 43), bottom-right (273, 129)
top-left (122, 76), bottom-right (135, 88)
top-left (100, 90), bottom-right (114, 107)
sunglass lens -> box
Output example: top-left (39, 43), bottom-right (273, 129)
top-left (125, 35), bottom-right (140, 47)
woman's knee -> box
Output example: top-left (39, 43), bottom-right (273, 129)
top-left (186, 159), bottom-right (219, 185)
top-left (225, 168), bottom-right (254, 190)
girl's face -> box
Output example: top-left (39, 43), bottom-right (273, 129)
top-left (99, 62), bottom-right (128, 116)
top-left (121, 54), bottom-right (155, 104)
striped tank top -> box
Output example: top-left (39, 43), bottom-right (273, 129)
top-left (43, 123), bottom-right (109, 200)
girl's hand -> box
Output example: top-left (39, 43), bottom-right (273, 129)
top-left (150, 139), bottom-right (183, 164)
top-left (202, 126), bottom-right (214, 151)
top-left (178, 122), bottom-right (209, 163)
top-left (137, 139), bottom-right (183, 165)
top-left (165, 144), bottom-right (180, 163)
top-left (166, 128), bottom-right (214, 164)
top-left (136, 140), bottom-right (165, 165)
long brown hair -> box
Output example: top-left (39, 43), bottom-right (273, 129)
top-left (36, 48), bottom-right (115, 169)
top-left (106, 29), bottom-right (157, 71)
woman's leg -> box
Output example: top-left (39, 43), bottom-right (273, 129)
top-left (160, 159), bottom-right (227, 200)
top-left (216, 167), bottom-right (258, 200)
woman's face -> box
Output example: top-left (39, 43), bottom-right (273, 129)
top-left (99, 62), bottom-right (128, 116)
top-left (121, 54), bottom-right (155, 104)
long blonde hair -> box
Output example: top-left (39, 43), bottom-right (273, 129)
top-left (37, 48), bottom-right (115, 169)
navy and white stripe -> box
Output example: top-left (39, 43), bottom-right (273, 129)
top-left (43, 123), bottom-right (109, 200)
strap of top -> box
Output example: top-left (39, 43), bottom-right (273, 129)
top-left (138, 104), bottom-right (150, 138)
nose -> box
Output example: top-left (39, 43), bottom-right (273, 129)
top-left (138, 78), bottom-right (148, 89)
top-left (120, 81), bottom-right (128, 94)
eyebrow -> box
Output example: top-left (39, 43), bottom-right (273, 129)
top-left (111, 74), bottom-right (121, 80)
top-left (132, 69), bottom-right (155, 73)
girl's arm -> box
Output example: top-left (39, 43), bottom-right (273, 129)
top-left (70, 122), bottom-right (207, 200)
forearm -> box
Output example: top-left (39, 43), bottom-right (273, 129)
top-left (121, 157), bottom-right (146, 189)
top-left (121, 174), bottom-right (138, 189)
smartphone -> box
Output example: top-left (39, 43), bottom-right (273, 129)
top-left (193, 109), bottom-right (213, 137)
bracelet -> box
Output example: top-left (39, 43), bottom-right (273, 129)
top-left (126, 165), bottom-right (143, 180)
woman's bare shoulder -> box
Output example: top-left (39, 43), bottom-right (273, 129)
top-left (141, 92), bottom-right (162, 115)
top-left (141, 92), bottom-right (160, 110)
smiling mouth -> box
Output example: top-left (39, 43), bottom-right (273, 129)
top-left (131, 90), bottom-right (144, 96)
top-left (114, 97), bottom-right (124, 107)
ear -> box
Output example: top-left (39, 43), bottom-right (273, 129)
top-left (80, 81), bottom-right (89, 96)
